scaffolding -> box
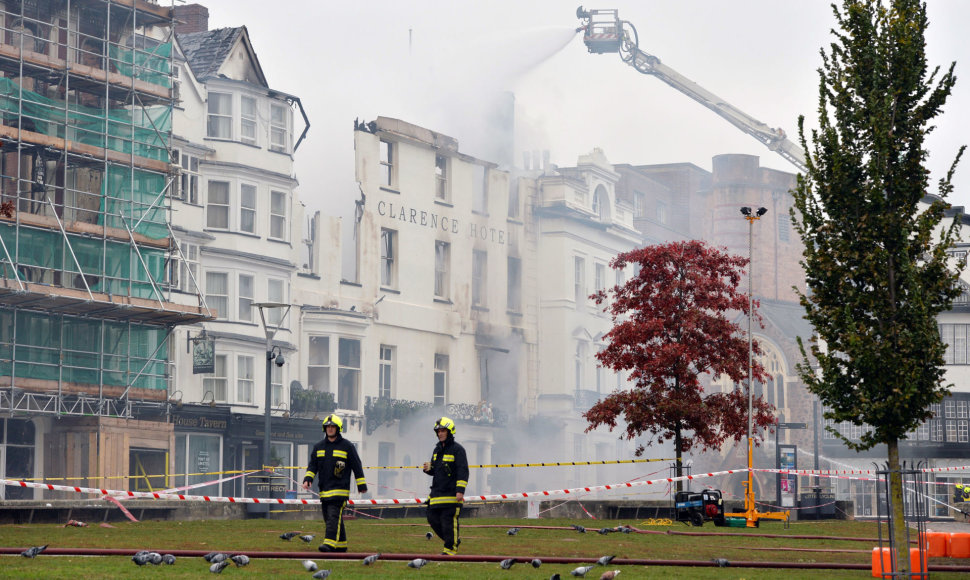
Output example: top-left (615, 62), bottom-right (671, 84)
top-left (0, 0), bottom-right (210, 418)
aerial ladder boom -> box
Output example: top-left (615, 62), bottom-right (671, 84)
top-left (576, 7), bottom-right (808, 173)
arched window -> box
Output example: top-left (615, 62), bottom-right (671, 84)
top-left (591, 185), bottom-right (611, 222)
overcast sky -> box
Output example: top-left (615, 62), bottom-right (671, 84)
top-left (203, 0), bottom-right (970, 225)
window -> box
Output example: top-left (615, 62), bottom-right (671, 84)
top-left (434, 241), bottom-right (450, 299)
top-left (271, 364), bottom-right (283, 407)
top-left (267, 279), bottom-right (286, 325)
top-left (379, 345), bottom-right (394, 399)
top-left (574, 256), bottom-right (586, 305)
top-left (656, 200), bottom-right (668, 225)
top-left (940, 324), bottom-right (970, 364)
top-left (575, 342), bottom-right (586, 390)
top-left (337, 338), bottom-right (361, 410)
top-left (381, 228), bottom-right (397, 287)
top-left (778, 212), bottom-right (791, 242)
top-left (270, 103), bottom-right (290, 152)
top-left (634, 191), bottom-right (645, 217)
top-left (240, 96), bottom-right (257, 145)
top-left (206, 181), bottom-right (230, 229)
top-left (507, 256), bottom-right (521, 312)
top-left (508, 182), bottom-right (520, 219)
top-left (205, 272), bottom-right (228, 319)
top-left (270, 190), bottom-right (287, 240)
top-left (472, 165), bottom-right (488, 213)
top-left (435, 155), bottom-right (449, 201)
top-left (380, 140), bottom-right (395, 187)
top-left (237, 355), bottom-right (254, 404)
top-left (472, 250), bottom-right (487, 307)
top-left (204, 354), bottom-right (228, 402)
top-left (595, 263), bottom-right (606, 293)
top-left (238, 274), bottom-right (254, 323)
top-left (434, 353), bottom-right (448, 406)
top-left (240, 183), bottom-right (256, 234)
top-left (615, 267), bottom-right (625, 289)
top-left (207, 92), bottom-right (232, 139)
top-left (175, 150), bottom-right (199, 204)
top-left (308, 336), bottom-right (330, 393)
top-left (167, 242), bottom-right (199, 292)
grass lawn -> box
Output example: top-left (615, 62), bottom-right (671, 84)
top-left (0, 515), bottom-right (965, 579)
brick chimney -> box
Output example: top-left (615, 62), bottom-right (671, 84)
top-left (174, 4), bottom-right (209, 34)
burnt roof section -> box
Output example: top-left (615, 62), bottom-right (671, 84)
top-left (177, 27), bottom-right (242, 81)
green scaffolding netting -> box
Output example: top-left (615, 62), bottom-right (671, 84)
top-left (0, 309), bottom-right (169, 390)
top-left (108, 41), bottom-right (172, 89)
top-left (0, 73), bottom-right (171, 162)
top-left (0, 222), bottom-right (166, 299)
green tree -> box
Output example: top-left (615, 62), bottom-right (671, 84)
top-left (792, 0), bottom-right (964, 571)
top-left (585, 240), bottom-right (775, 492)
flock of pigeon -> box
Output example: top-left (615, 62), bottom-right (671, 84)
top-left (18, 522), bottom-right (648, 578)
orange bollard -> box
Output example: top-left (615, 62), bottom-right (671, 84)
top-left (922, 531), bottom-right (948, 557)
top-left (871, 547), bottom-right (891, 578)
top-left (950, 533), bottom-right (970, 558)
top-left (910, 547), bottom-right (928, 579)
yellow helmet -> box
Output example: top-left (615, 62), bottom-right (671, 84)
top-left (322, 414), bottom-right (343, 433)
top-left (433, 416), bottom-right (456, 436)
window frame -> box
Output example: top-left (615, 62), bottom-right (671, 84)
top-left (472, 249), bottom-right (487, 307)
top-left (270, 102), bottom-right (290, 153)
top-left (237, 354), bottom-right (255, 404)
top-left (507, 256), bottom-right (521, 313)
top-left (379, 344), bottom-right (394, 399)
top-left (238, 273), bottom-right (254, 323)
top-left (240, 182), bottom-right (257, 234)
top-left (206, 92), bottom-right (233, 139)
top-left (379, 140), bottom-right (396, 188)
top-left (240, 95), bottom-right (257, 145)
top-left (206, 180), bottom-right (230, 230)
top-left (381, 228), bottom-right (397, 288)
top-left (434, 353), bottom-right (448, 406)
top-left (270, 190), bottom-right (287, 241)
top-left (435, 154), bottom-right (449, 201)
top-left (204, 354), bottom-right (228, 402)
top-left (205, 271), bottom-right (229, 320)
top-left (307, 336), bottom-right (330, 394)
top-left (434, 240), bottom-right (450, 299)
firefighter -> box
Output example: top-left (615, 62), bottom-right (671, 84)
top-left (956, 483), bottom-right (970, 504)
top-left (423, 416), bottom-right (469, 555)
top-left (302, 414), bottom-right (367, 552)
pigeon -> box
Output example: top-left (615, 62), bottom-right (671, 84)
top-left (571, 565), bottom-right (596, 577)
top-left (550, 575), bottom-right (562, 580)
top-left (499, 558), bottom-right (516, 569)
top-left (596, 555), bottom-right (616, 566)
top-left (209, 560), bottom-right (230, 573)
top-left (599, 571), bottom-right (621, 580)
top-left (231, 554), bottom-right (250, 566)
top-left (616, 526), bottom-right (633, 534)
top-left (20, 545), bottom-right (47, 558)
top-left (148, 552), bottom-right (163, 565)
top-left (531, 558), bottom-right (542, 568)
top-left (425, 531), bottom-right (433, 540)
top-left (299, 534), bottom-right (315, 543)
top-left (303, 560), bottom-right (319, 572)
top-left (597, 527), bottom-right (613, 535)
top-left (312, 570), bottom-right (332, 580)
top-left (203, 552), bottom-right (219, 562)
top-left (161, 554), bottom-right (176, 565)
top-left (280, 531), bottom-right (299, 540)
top-left (131, 552), bottom-right (151, 566)
top-left (712, 558), bottom-right (730, 567)
top-left (208, 553), bottom-right (228, 564)
top-left (363, 553), bottom-right (381, 565)
top-left (507, 527), bottom-right (520, 535)
top-left (408, 558), bottom-right (429, 569)
top-left (571, 524), bottom-right (586, 533)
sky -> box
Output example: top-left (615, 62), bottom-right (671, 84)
top-left (203, 0), bottom-right (970, 229)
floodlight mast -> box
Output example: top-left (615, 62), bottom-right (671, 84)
top-left (575, 7), bottom-right (808, 173)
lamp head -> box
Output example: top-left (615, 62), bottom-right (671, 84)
top-left (740, 206), bottom-right (752, 216)
top-left (756, 207), bottom-right (768, 217)
top-left (274, 353), bottom-right (285, 367)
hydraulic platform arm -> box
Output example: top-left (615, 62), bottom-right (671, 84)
top-left (576, 7), bottom-right (808, 173)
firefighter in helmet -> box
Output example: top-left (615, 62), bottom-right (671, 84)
top-left (422, 416), bottom-right (469, 555)
top-left (956, 483), bottom-right (970, 504)
top-left (302, 414), bottom-right (367, 552)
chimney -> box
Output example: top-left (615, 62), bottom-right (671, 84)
top-left (175, 4), bottom-right (209, 35)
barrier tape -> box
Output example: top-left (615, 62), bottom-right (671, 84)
top-left (0, 469), bottom-right (745, 507)
top-left (368, 458), bottom-right (675, 470)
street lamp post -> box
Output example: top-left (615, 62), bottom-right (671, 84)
top-left (741, 206), bottom-right (766, 525)
top-left (254, 302), bottom-right (291, 472)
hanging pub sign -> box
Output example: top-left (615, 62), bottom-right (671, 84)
top-left (190, 332), bottom-right (215, 374)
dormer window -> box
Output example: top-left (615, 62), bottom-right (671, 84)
top-left (592, 185), bottom-right (611, 222)
top-left (270, 103), bottom-right (290, 153)
top-left (207, 92), bottom-right (232, 139)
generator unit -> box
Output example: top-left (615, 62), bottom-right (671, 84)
top-left (674, 489), bottom-right (726, 527)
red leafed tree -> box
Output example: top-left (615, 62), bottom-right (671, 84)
top-left (586, 240), bottom-right (776, 488)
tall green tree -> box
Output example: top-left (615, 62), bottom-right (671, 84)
top-left (792, 0), bottom-right (965, 571)
top-left (585, 240), bottom-right (775, 491)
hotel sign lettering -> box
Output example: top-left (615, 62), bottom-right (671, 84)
top-left (377, 201), bottom-right (509, 245)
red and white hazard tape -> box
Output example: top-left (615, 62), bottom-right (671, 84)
top-left (0, 469), bottom-right (745, 506)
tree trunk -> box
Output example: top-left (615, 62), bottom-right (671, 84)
top-left (675, 426), bottom-right (683, 493)
top-left (888, 439), bottom-right (910, 576)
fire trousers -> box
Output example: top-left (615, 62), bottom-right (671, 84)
top-left (319, 499), bottom-right (348, 551)
top-left (427, 504), bottom-right (461, 554)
